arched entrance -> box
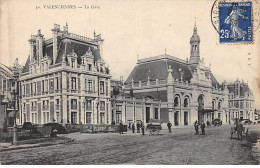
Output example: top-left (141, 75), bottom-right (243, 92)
top-left (198, 95), bottom-right (204, 124)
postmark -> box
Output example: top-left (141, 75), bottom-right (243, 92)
top-left (211, 0), bottom-right (260, 44)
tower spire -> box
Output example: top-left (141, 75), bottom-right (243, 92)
top-left (189, 18), bottom-right (200, 64)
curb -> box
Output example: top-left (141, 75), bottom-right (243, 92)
top-left (0, 138), bottom-right (71, 152)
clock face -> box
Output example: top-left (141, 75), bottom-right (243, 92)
top-left (211, 0), bottom-right (260, 34)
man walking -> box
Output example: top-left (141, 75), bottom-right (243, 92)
top-left (236, 121), bottom-right (243, 140)
top-left (137, 122), bottom-right (141, 133)
top-left (141, 123), bottom-right (145, 135)
top-left (201, 121), bottom-right (206, 135)
top-left (194, 120), bottom-right (199, 135)
top-left (132, 123), bottom-right (135, 133)
top-left (167, 121), bottom-right (172, 133)
top-left (119, 121), bottom-right (123, 134)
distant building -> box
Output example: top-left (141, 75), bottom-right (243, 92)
top-left (123, 24), bottom-right (229, 126)
top-left (111, 92), bottom-right (161, 125)
top-left (227, 79), bottom-right (255, 123)
top-left (0, 59), bottom-right (23, 128)
top-left (19, 24), bottom-right (111, 125)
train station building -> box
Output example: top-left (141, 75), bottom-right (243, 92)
top-left (123, 24), bottom-right (229, 126)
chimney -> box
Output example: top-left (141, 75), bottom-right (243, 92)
top-left (28, 35), bottom-right (36, 62)
top-left (52, 23), bottom-right (60, 64)
top-left (36, 29), bottom-right (44, 61)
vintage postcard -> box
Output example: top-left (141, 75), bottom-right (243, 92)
top-left (0, 0), bottom-right (259, 165)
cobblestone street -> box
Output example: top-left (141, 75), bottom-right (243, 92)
top-left (1, 125), bottom-right (259, 165)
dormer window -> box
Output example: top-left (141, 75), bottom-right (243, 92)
top-left (88, 64), bottom-right (92, 71)
top-left (72, 59), bottom-right (75, 68)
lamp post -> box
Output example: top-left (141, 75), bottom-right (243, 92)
top-left (12, 66), bottom-right (19, 146)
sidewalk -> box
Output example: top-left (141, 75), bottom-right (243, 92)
top-left (0, 136), bottom-right (72, 152)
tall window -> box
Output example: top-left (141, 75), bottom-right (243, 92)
top-left (30, 83), bottom-right (33, 94)
top-left (88, 64), bottom-right (92, 71)
top-left (174, 97), bottom-right (180, 107)
top-left (100, 113), bottom-right (105, 124)
top-left (240, 111), bottom-right (243, 119)
top-left (155, 108), bottom-right (159, 119)
top-left (42, 80), bottom-right (44, 92)
top-left (100, 101), bottom-right (105, 111)
top-left (71, 77), bottom-right (76, 90)
top-left (105, 81), bottom-right (108, 96)
top-left (49, 79), bottom-right (54, 92)
top-left (86, 100), bottom-right (92, 110)
top-left (86, 112), bottom-right (92, 123)
top-left (0, 77), bottom-right (2, 92)
top-left (71, 112), bottom-right (77, 124)
top-left (56, 99), bottom-right (59, 110)
top-left (71, 59), bottom-right (75, 68)
top-left (85, 79), bottom-right (87, 91)
top-left (56, 77), bottom-right (59, 90)
top-left (56, 112), bottom-right (60, 123)
top-left (100, 81), bottom-right (104, 94)
top-left (3, 80), bottom-right (6, 91)
top-left (184, 97), bottom-right (189, 108)
top-left (218, 101), bottom-right (222, 110)
top-left (71, 99), bottom-right (77, 109)
top-left (116, 105), bottom-right (122, 123)
top-left (88, 80), bottom-right (93, 92)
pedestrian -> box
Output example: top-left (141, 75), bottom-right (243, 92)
top-left (137, 122), bottom-right (140, 133)
top-left (119, 121), bottom-right (123, 134)
top-left (206, 120), bottom-right (210, 127)
top-left (194, 120), bottom-right (199, 135)
top-left (167, 121), bottom-right (172, 133)
top-left (132, 123), bottom-right (135, 133)
top-left (141, 124), bottom-right (145, 135)
top-left (201, 121), bottom-right (206, 135)
top-left (128, 122), bottom-right (131, 129)
top-left (236, 121), bottom-right (243, 140)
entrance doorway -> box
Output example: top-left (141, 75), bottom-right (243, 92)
top-left (174, 111), bottom-right (179, 126)
top-left (184, 111), bottom-right (188, 125)
top-left (146, 107), bottom-right (150, 123)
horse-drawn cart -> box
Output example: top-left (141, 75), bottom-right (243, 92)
top-left (230, 126), bottom-right (249, 139)
top-left (146, 119), bottom-right (162, 135)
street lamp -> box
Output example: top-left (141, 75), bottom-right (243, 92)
top-left (11, 66), bottom-right (19, 146)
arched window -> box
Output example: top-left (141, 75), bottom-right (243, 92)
top-left (174, 96), bottom-right (180, 107)
top-left (212, 100), bottom-right (215, 109)
top-left (218, 101), bottom-right (222, 110)
top-left (184, 97), bottom-right (189, 108)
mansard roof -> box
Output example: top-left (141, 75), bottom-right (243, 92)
top-left (125, 54), bottom-right (220, 87)
top-left (22, 34), bottom-right (101, 73)
top-left (227, 82), bottom-right (251, 96)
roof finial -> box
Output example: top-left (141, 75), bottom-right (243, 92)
top-left (194, 17), bottom-right (197, 33)
top-left (66, 22), bottom-right (68, 27)
top-left (165, 48), bottom-right (167, 57)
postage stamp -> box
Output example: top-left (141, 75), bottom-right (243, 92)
top-left (218, 1), bottom-right (253, 43)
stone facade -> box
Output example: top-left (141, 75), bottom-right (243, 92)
top-left (19, 24), bottom-right (112, 125)
top-left (124, 25), bottom-right (229, 126)
top-left (227, 79), bottom-right (255, 124)
top-left (0, 59), bottom-right (22, 128)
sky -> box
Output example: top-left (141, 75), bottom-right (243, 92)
top-left (0, 0), bottom-right (259, 108)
